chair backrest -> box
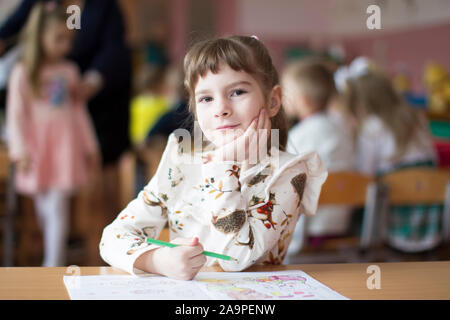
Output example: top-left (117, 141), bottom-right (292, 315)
top-left (379, 167), bottom-right (450, 244)
top-left (318, 171), bottom-right (375, 206)
top-left (380, 167), bottom-right (450, 205)
top-left (316, 171), bottom-right (379, 251)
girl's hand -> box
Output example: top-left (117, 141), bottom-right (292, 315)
top-left (207, 108), bottom-right (271, 164)
top-left (153, 236), bottom-right (207, 280)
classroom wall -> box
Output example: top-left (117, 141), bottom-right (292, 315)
top-left (341, 22), bottom-right (450, 94)
top-left (213, 0), bottom-right (450, 94)
top-left (232, 0), bottom-right (450, 37)
top-left (3, 0), bottom-right (449, 94)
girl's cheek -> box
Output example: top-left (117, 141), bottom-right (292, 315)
top-left (199, 108), bottom-right (216, 126)
top-left (196, 116), bottom-right (213, 139)
top-left (196, 106), bottom-right (207, 120)
top-left (196, 111), bottom-right (206, 127)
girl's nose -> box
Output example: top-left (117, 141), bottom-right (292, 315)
top-left (215, 110), bottom-right (230, 117)
top-left (214, 98), bottom-right (232, 118)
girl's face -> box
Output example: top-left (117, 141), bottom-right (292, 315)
top-left (194, 63), bottom-right (267, 147)
top-left (41, 20), bottom-right (74, 62)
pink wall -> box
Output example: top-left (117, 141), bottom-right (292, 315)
top-left (216, 0), bottom-right (237, 36)
top-left (212, 1), bottom-right (450, 95)
top-left (169, 0), bottom-right (236, 63)
top-left (167, 1), bottom-right (450, 95)
top-left (249, 23), bottom-right (450, 95)
top-left (260, 22), bottom-right (450, 94)
top-left (342, 22), bottom-right (450, 94)
top-left (169, 0), bottom-right (189, 64)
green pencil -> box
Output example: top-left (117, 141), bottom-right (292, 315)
top-left (145, 238), bottom-right (238, 262)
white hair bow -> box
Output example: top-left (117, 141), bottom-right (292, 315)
top-left (334, 57), bottom-right (371, 92)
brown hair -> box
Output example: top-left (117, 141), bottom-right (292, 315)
top-left (20, 1), bottom-right (68, 94)
top-left (345, 72), bottom-right (430, 161)
top-left (183, 35), bottom-right (288, 150)
top-left (282, 58), bottom-right (336, 112)
top-left (134, 64), bottom-right (168, 95)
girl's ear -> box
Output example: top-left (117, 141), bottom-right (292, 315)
top-left (267, 85), bottom-right (282, 117)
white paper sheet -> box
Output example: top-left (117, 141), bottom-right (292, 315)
top-left (63, 270), bottom-right (349, 300)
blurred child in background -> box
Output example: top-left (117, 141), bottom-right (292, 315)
top-left (129, 64), bottom-right (179, 193)
top-left (145, 64), bottom-right (191, 139)
top-left (129, 65), bottom-right (171, 147)
top-left (142, 64), bottom-right (191, 181)
top-left (345, 70), bottom-right (436, 175)
top-left (281, 58), bottom-right (355, 261)
top-left (6, 2), bottom-right (99, 266)
top-left (345, 70), bottom-right (439, 253)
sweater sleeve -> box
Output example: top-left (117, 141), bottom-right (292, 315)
top-left (200, 151), bottom-right (328, 271)
top-left (99, 135), bottom-right (176, 275)
top-left (6, 64), bottom-right (29, 161)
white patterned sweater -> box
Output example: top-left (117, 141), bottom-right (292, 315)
top-left (100, 133), bottom-right (327, 275)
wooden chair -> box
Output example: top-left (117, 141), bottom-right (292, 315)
top-left (317, 171), bottom-right (380, 251)
top-left (376, 168), bottom-right (450, 247)
top-left (293, 171), bottom-right (379, 255)
top-left (0, 143), bottom-right (40, 266)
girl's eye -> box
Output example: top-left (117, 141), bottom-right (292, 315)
top-left (199, 96), bottom-right (213, 103)
top-left (231, 89), bottom-right (247, 97)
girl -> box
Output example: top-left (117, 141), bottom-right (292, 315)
top-left (6, 2), bottom-right (100, 266)
top-left (100, 35), bottom-right (327, 280)
top-left (345, 70), bottom-right (439, 252)
top-left (346, 71), bottom-right (436, 175)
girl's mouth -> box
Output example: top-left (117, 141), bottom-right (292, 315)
top-left (216, 124), bottom-right (240, 130)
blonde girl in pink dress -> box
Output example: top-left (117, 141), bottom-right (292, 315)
top-left (6, 2), bottom-right (100, 266)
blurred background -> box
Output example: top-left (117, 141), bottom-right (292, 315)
top-left (0, 0), bottom-right (450, 267)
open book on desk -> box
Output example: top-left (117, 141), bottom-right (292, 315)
top-left (63, 269), bottom-right (349, 300)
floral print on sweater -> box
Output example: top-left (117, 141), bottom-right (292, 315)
top-left (99, 133), bottom-right (327, 275)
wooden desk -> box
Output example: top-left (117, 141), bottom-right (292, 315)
top-left (1, 261), bottom-right (449, 300)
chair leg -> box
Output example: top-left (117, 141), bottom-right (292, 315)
top-left (360, 182), bottom-right (378, 251)
top-left (377, 184), bottom-right (390, 247)
top-left (443, 182), bottom-right (450, 243)
top-left (300, 214), bottom-right (308, 251)
top-left (3, 165), bottom-right (16, 266)
top-left (16, 196), bottom-right (36, 266)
